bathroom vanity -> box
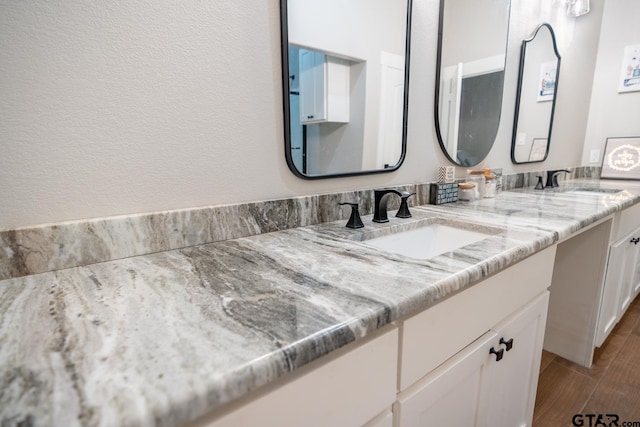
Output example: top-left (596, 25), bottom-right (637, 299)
top-left (1, 180), bottom-right (639, 427)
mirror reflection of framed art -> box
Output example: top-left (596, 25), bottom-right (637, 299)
top-left (601, 136), bottom-right (640, 180)
top-left (528, 138), bottom-right (548, 161)
top-left (618, 45), bottom-right (640, 93)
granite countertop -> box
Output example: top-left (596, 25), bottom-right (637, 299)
top-left (2, 179), bottom-right (640, 427)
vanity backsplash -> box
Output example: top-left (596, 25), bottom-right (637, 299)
top-left (0, 166), bottom-right (600, 280)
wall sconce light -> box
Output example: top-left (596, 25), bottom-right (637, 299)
top-left (566, 0), bottom-right (590, 16)
top-left (553, 0), bottom-right (590, 17)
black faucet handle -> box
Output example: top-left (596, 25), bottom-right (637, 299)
top-left (552, 172), bottom-right (568, 187)
top-left (338, 202), bottom-right (364, 229)
top-left (396, 192), bottom-right (416, 218)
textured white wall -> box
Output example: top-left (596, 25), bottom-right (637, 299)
top-left (582, 0), bottom-right (640, 165)
top-left (0, 0), bottom-right (606, 230)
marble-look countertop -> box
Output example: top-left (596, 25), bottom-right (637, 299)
top-left (2, 179), bottom-right (640, 426)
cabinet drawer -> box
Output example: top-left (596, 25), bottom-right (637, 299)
top-left (399, 246), bottom-right (556, 390)
top-left (200, 328), bottom-right (398, 427)
top-left (613, 202), bottom-right (640, 242)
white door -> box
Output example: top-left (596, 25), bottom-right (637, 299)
top-left (483, 292), bottom-right (549, 427)
top-left (439, 63), bottom-right (462, 158)
top-left (597, 241), bottom-right (627, 346)
top-left (618, 235), bottom-right (638, 316)
top-left (289, 94), bottom-right (304, 172)
top-left (377, 52), bottom-right (405, 169)
top-left (396, 331), bottom-right (496, 427)
top-left (397, 292), bottom-right (549, 427)
top-left (630, 229), bottom-right (640, 297)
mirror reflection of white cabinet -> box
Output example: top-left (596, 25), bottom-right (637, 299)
top-left (299, 49), bottom-right (349, 124)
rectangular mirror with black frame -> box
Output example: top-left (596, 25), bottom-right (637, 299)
top-left (280, 0), bottom-right (413, 179)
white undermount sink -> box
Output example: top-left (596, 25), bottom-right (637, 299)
top-left (362, 222), bottom-right (497, 260)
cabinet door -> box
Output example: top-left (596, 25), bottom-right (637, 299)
top-left (618, 236), bottom-right (639, 316)
top-left (396, 331), bottom-right (497, 427)
top-left (630, 232), bottom-right (640, 298)
top-left (397, 292), bottom-right (549, 427)
top-left (299, 49), bottom-right (326, 123)
top-left (596, 240), bottom-right (627, 347)
top-left (483, 291), bottom-right (549, 427)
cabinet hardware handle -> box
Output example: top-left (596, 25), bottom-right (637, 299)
top-left (500, 337), bottom-right (514, 351)
top-left (631, 237), bottom-right (639, 245)
top-left (489, 347), bottom-right (504, 361)
top-left (307, 115), bottom-right (314, 119)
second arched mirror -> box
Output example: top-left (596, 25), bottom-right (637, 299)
top-left (511, 23), bottom-right (561, 164)
top-left (434, 0), bottom-right (512, 167)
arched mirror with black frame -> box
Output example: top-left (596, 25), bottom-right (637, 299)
top-left (434, 0), bottom-right (512, 167)
top-left (280, 0), bottom-right (413, 179)
top-left (511, 23), bottom-right (561, 164)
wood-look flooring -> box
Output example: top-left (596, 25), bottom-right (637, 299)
top-left (533, 295), bottom-right (640, 426)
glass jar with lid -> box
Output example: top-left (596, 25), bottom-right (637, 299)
top-left (467, 170), bottom-right (486, 198)
top-left (458, 182), bottom-right (477, 201)
top-left (485, 174), bottom-right (497, 198)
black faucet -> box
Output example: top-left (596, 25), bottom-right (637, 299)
top-left (545, 169), bottom-right (571, 188)
top-left (373, 188), bottom-right (414, 223)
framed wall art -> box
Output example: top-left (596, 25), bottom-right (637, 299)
top-left (618, 44), bottom-right (640, 93)
top-left (601, 136), bottom-right (640, 180)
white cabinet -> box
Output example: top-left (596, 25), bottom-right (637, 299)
top-left (597, 225), bottom-right (640, 345)
top-left (633, 238), bottom-right (640, 297)
top-left (299, 49), bottom-right (349, 124)
top-left (483, 292), bottom-right (549, 426)
top-left (596, 208), bottom-right (640, 347)
top-left (399, 246), bottom-right (556, 390)
top-left (396, 331), bottom-right (496, 427)
top-left (618, 228), bottom-right (640, 314)
top-left (596, 238), bottom-right (627, 347)
top-left (396, 292), bottom-right (549, 427)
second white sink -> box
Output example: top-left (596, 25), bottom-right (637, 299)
top-left (363, 223), bottom-right (493, 260)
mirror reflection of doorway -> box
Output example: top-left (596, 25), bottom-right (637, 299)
top-left (288, 46), bottom-right (306, 174)
top-left (377, 52), bottom-right (405, 169)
